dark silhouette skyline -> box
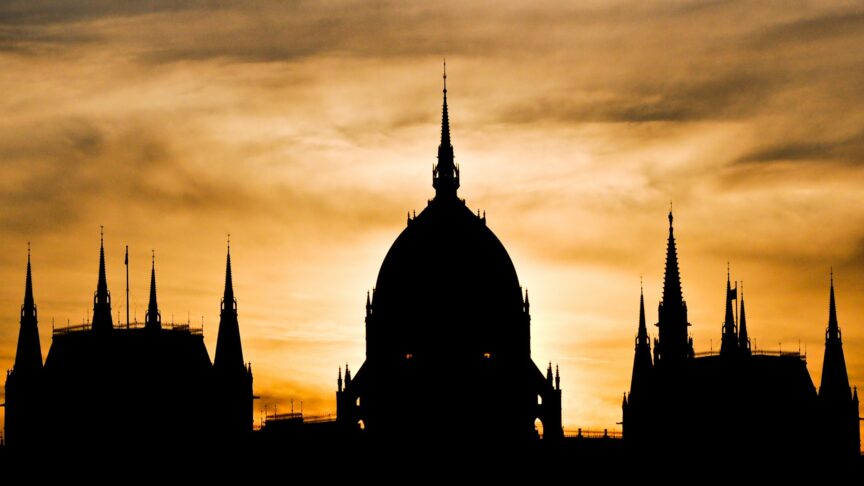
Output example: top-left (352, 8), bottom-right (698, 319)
top-left (4, 2), bottom-right (864, 452)
top-left (3, 234), bottom-right (253, 452)
top-left (1, 72), bottom-right (860, 467)
top-left (623, 211), bottom-right (860, 461)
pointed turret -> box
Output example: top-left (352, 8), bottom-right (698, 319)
top-left (720, 266), bottom-right (738, 357)
top-left (662, 211), bottom-right (683, 307)
top-left (432, 60), bottom-right (460, 200)
top-left (738, 286), bottom-right (750, 355)
top-left (820, 271), bottom-right (850, 402)
top-left (145, 251), bottom-right (161, 331)
top-left (818, 270), bottom-right (860, 458)
top-left (629, 285), bottom-right (653, 401)
top-left (5, 246), bottom-right (44, 448)
top-left (214, 242), bottom-right (244, 372)
top-left (14, 247), bottom-right (42, 373)
top-left (366, 290), bottom-right (372, 318)
top-left (213, 240), bottom-right (253, 435)
top-left (655, 210), bottom-right (692, 364)
top-left (91, 229), bottom-right (113, 332)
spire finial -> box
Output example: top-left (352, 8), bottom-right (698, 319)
top-left (443, 58), bottom-right (447, 93)
top-left (27, 241), bottom-right (30, 260)
top-left (668, 202), bottom-right (674, 228)
top-left (227, 233), bottom-right (231, 252)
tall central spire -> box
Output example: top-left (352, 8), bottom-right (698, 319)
top-left (145, 250), bottom-right (161, 331)
top-left (655, 209), bottom-right (692, 364)
top-left (432, 60), bottom-right (459, 200)
top-left (92, 227), bottom-right (113, 332)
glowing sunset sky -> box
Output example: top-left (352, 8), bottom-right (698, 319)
top-left (1, 1), bottom-right (862, 437)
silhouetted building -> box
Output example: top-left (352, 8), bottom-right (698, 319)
top-left (819, 273), bottom-right (861, 459)
top-left (3, 249), bottom-right (42, 449)
top-left (3, 236), bottom-right (253, 452)
top-left (336, 68), bottom-right (563, 446)
top-left (623, 212), bottom-right (860, 461)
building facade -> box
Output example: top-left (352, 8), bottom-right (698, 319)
top-left (623, 212), bottom-right (860, 460)
top-left (336, 70), bottom-right (563, 446)
top-left (3, 237), bottom-right (253, 452)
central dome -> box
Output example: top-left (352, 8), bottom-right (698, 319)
top-left (335, 69), bottom-right (562, 444)
top-left (369, 197), bottom-right (525, 363)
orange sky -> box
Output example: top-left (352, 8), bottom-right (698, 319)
top-left (1, 1), bottom-right (862, 438)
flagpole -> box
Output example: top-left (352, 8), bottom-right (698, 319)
top-left (125, 245), bottom-right (130, 329)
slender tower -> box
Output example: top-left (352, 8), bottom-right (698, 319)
top-left (92, 228), bottom-right (114, 332)
top-left (145, 251), bottom-right (161, 331)
top-left (4, 247), bottom-right (44, 447)
top-left (738, 286), bottom-right (750, 356)
top-left (624, 283), bottom-right (654, 442)
top-left (654, 211), bottom-right (692, 365)
top-left (630, 283), bottom-right (653, 399)
top-left (214, 241), bottom-right (253, 435)
top-left (720, 267), bottom-right (738, 357)
top-left (818, 271), bottom-right (859, 458)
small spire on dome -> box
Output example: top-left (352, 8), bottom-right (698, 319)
top-left (433, 60), bottom-right (459, 199)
